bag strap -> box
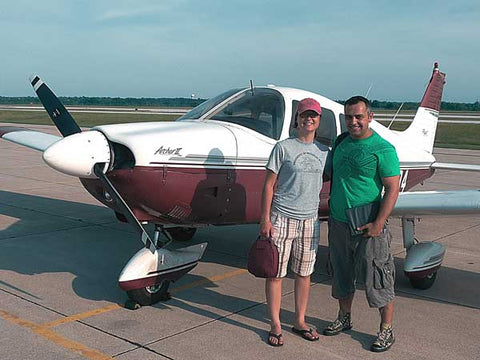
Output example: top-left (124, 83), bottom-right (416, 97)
top-left (329, 132), bottom-right (349, 195)
top-left (334, 131), bottom-right (349, 149)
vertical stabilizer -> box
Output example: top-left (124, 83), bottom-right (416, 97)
top-left (401, 63), bottom-right (446, 154)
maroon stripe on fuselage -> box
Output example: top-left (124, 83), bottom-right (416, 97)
top-left (403, 168), bottom-right (435, 191)
top-left (149, 162), bottom-right (265, 168)
top-left (80, 166), bottom-right (434, 225)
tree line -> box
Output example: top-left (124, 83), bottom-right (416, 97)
top-left (1, 96), bottom-right (479, 111)
top-left (0, 96), bottom-right (206, 108)
top-left (370, 100), bottom-right (480, 112)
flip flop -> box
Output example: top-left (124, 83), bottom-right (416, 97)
top-left (267, 332), bottom-right (283, 347)
top-left (291, 327), bottom-right (319, 341)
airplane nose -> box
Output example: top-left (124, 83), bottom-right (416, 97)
top-left (43, 130), bottom-right (111, 178)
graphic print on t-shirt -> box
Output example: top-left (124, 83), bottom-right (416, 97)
top-left (293, 152), bottom-right (324, 173)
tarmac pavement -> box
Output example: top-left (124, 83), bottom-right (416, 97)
top-left (0, 123), bottom-right (479, 360)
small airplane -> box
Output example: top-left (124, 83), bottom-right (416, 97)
top-left (2, 63), bottom-right (480, 306)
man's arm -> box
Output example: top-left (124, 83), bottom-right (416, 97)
top-left (259, 170), bottom-right (278, 237)
top-left (358, 175), bottom-right (400, 237)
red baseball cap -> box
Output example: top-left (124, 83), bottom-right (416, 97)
top-left (297, 98), bottom-right (322, 116)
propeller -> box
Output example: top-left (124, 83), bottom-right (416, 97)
top-left (31, 75), bottom-right (158, 253)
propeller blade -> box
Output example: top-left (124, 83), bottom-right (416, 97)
top-left (30, 75), bottom-right (81, 137)
top-left (93, 163), bottom-right (157, 253)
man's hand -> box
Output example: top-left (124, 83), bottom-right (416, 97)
top-left (259, 220), bottom-right (273, 238)
top-left (358, 220), bottom-right (383, 238)
top-left (358, 174), bottom-right (400, 238)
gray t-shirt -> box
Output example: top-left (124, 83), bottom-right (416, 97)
top-left (266, 137), bottom-right (329, 219)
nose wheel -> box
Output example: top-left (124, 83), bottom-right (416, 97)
top-left (126, 280), bottom-right (171, 307)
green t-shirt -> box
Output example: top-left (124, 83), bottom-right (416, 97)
top-left (328, 131), bottom-right (400, 223)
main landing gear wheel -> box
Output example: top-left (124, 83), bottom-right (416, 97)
top-left (126, 281), bottom-right (171, 306)
top-left (165, 227), bottom-right (197, 242)
top-left (409, 271), bottom-right (437, 290)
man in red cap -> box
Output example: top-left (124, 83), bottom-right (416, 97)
top-left (260, 98), bottom-right (329, 346)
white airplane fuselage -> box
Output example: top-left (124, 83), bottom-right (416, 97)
top-left (64, 86), bottom-right (436, 227)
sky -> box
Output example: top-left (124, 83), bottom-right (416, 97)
top-left (1, 0), bottom-right (479, 102)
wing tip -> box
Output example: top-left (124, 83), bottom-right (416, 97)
top-left (0, 126), bottom-right (28, 137)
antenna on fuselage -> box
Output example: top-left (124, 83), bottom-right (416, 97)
top-left (387, 102), bottom-right (404, 129)
top-left (365, 83), bottom-right (373, 98)
top-left (249, 80), bottom-right (254, 96)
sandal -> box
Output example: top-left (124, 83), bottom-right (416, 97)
top-left (267, 332), bottom-right (283, 347)
top-left (291, 327), bottom-right (319, 341)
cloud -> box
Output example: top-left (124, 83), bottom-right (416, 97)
top-left (96, 5), bottom-right (168, 22)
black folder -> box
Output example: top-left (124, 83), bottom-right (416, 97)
top-left (345, 202), bottom-right (380, 236)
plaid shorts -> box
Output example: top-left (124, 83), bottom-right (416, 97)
top-left (270, 211), bottom-right (320, 277)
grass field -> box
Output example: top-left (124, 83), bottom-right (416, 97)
top-left (1, 109), bottom-right (480, 149)
top-left (377, 121), bottom-right (480, 149)
top-left (0, 110), bottom-right (178, 127)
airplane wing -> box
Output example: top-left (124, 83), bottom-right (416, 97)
top-left (394, 159), bottom-right (480, 216)
top-left (0, 126), bottom-right (61, 151)
top-left (432, 162), bottom-right (480, 172)
top-left (393, 189), bottom-right (480, 216)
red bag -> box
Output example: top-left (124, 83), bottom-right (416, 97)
top-left (247, 235), bottom-right (279, 278)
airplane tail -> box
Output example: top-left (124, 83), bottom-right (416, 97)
top-left (30, 75), bottom-right (82, 137)
top-left (400, 63), bottom-right (446, 154)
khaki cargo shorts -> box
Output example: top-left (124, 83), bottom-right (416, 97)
top-left (328, 218), bottom-right (395, 308)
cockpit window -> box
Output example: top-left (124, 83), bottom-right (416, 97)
top-left (290, 100), bottom-right (337, 147)
top-left (315, 107), bottom-right (337, 146)
top-left (177, 88), bottom-right (241, 121)
top-left (205, 88), bottom-right (285, 140)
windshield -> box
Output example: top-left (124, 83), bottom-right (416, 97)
top-left (177, 88), bottom-right (241, 121)
top-left (205, 88), bottom-right (285, 140)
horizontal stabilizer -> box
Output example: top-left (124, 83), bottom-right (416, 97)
top-left (432, 162), bottom-right (480, 172)
top-left (0, 126), bottom-right (61, 151)
top-left (393, 190), bottom-right (480, 216)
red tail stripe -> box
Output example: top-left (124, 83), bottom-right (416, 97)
top-left (420, 64), bottom-right (446, 112)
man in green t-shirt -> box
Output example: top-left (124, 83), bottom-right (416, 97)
top-left (323, 96), bottom-right (400, 353)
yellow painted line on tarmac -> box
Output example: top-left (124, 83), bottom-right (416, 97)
top-left (34, 269), bottom-right (247, 328)
top-left (171, 268), bottom-right (248, 293)
top-left (0, 269), bottom-right (248, 359)
top-left (0, 309), bottom-right (113, 360)
top-left (42, 304), bottom-right (122, 328)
